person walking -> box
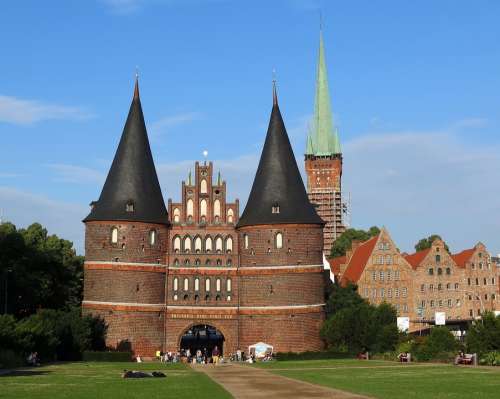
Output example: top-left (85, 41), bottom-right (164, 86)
top-left (212, 346), bottom-right (220, 365)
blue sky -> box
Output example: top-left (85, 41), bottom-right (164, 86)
top-left (0, 0), bottom-right (499, 255)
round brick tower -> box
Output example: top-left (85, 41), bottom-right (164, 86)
top-left (82, 78), bottom-right (169, 356)
top-left (236, 83), bottom-right (326, 353)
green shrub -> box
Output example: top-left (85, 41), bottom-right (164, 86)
top-left (82, 351), bottom-right (132, 362)
top-left (479, 351), bottom-right (500, 366)
top-left (0, 349), bottom-right (24, 368)
top-left (466, 312), bottom-right (500, 356)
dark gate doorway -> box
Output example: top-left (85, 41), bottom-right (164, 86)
top-left (180, 325), bottom-right (224, 356)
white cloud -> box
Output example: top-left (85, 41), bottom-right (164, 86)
top-left (46, 164), bottom-right (106, 184)
top-left (0, 95), bottom-right (93, 125)
top-left (150, 112), bottom-right (201, 137)
top-left (0, 187), bottom-right (87, 254)
top-left (343, 129), bottom-right (500, 253)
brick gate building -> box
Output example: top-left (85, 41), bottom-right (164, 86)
top-left (82, 78), bottom-right (326, 357)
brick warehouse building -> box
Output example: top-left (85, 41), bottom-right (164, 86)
top-left (329, 229), bottom-right (499, 332)
top-left (82, 77), bottom-right (326, 356)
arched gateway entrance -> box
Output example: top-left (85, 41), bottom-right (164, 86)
top-left (179, 324), bottom-right (225, 356)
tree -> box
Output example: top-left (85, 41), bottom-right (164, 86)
top-left (414, 234), bottom-right (450, 252)
top-left (322, 282), bottom-right (399, 353)
top-left (466, 312), bottom-right (500, 355)
top-left (325, 282), bottom-right (366, 315)
top-left (330, 226), bottom-right (380, 258)
top-left (0, 222), bottom-right (83, 317)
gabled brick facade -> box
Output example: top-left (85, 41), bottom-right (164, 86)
top-left (330, 230), bottom-right (499, 332)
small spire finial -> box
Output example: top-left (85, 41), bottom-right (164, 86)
top-left (319, 11), bottom-right (323, 31)
top-left (133, 66), bottom-right (140, 99)
top-left (272, 68), bottom-right (278, 106)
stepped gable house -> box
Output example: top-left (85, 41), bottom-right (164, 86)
top-left (82, 78), bottom-right (327, 356)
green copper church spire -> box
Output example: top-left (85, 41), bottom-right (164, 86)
top-left (307, 28), bottom-right (341, 156)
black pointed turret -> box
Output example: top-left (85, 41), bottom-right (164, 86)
top-left (84, 79), bottom-right (168, 224)
top-left (237, 85), bottom-right (323, 228)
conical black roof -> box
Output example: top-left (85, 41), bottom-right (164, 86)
top-left (83, 80), bottom-right (168, 225)
top-left (237, 85), bottom-right (323, 228)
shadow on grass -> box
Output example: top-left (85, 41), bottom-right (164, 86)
top-left (0, 369), bottom-right (52, 377)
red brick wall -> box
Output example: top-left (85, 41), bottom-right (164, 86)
top-left (85, 221), bottom-right (168, 263)
top-left (238, 272), bottom-right (324, 306)
top-left (239, 312), bottom-right (324, 353)
top-left (84, 269), bottom-right (165, 304)
top-left (238, 224), bottom-right (323, 266)
top-left (83, 308), bottom-right (165, 356)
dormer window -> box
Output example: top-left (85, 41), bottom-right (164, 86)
top-left (126, 201), bottom-right (134, 212)
top-left (272, 203), bottom-right (280, 214)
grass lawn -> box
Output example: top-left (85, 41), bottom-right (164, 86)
top-left (0, 361), bottom-right (231, 399)
top-left (254, 359), bottom-right (500, 399)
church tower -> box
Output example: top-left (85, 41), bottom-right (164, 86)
top-left (82, 78), bottom-right (169, 355)
top-left (237, 82), bottom-right (325, 352)
top-left (305, 29), bottom-right (344, 255)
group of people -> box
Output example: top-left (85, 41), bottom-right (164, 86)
top-left (154, 346), bottom-right (271, 365)
top-left (156, 346), bottom-right (223, 364)
top-left (26, 352), bottom-right (40, 366)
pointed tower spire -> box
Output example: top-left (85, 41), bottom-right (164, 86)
top-left (217, 171), bottom-right (222, 186)
top-left (272, 69), bottom-right (278, 106)
top-left (238, 83), bottom-right (323, 227)
top-left (188, 170), bottom-right (192, 185)
top-left (84, 78), bottom-right (167, 224)
top-left (312, 28), bottom-right (341, 156)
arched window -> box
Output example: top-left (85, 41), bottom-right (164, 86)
top-left (227, 278), bottom-right (232, 292)
top-left (183, 278), bottom-right (189, 291)
top-left (194, 278), bottom-right (200, 291)
top-left (186, 199), bottom-right (194, 218)
top-left (200, 199), bottom-right (207, 218)
top-left (111, 227), bottom-right (118, 244)
top-left (173, 277), bottom-right (178, 291)
top-left (216, 236), bottom-right (223, 253)
top-left (174, 258), bottom-right (180, 266)
top-left (205, 236), bottom-right (213, 253)
top-left (184, 236), bottom-right (192, 253)
top-left (149, 230), bottom-right (156, 245)
top-left (173, 236), bottom-right (181, 253)
top-left (227, 208), bottom-right (234, 224)
top-left (173, 208), bottom-right (180, 223)
top-left (205, 278), bottom-right (211, 292)
top-left (200, 179), bottom-right (207, 194)
top-left (216, 278), bottom-right (221, 292)
top-left (226, 236), bottom-right (233, 253)
top-left (195, 258), bottom-right (200, 266)
top-left (275, 232), bottom-right (283, 249)
top-left (194, 236), bottom-right (202, 253)
top-left (243, 234), bottom-right (249, 249)
top-left (213, 199), bottom-right (221, 218)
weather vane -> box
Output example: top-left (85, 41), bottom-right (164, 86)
top-left (135, 65), bottom-right (139, 79)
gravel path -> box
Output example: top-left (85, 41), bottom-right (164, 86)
top-left (194, 363), bottom-right (371, 399)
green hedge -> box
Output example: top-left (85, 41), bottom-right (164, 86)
top-left (480, 352), bottom-right (500, 366)
top-left (275, 351), bottom-right (355, 361)
top-left (82, 351), bottom-right (132, 362)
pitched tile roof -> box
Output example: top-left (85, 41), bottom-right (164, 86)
top-left (328, 255), bottom-right (346, 275)
top-left (340, 234), bottom-right (379, 285)
top-left (452, 248), bottom-right (475, 268)
top-left (404, 249), bottom-right (431, 270)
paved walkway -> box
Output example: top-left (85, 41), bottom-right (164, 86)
top-left (194, 363), bottom-right (370, 399)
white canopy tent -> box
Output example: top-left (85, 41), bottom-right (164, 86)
top-left (248, 342), bottom-right (273, 358)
